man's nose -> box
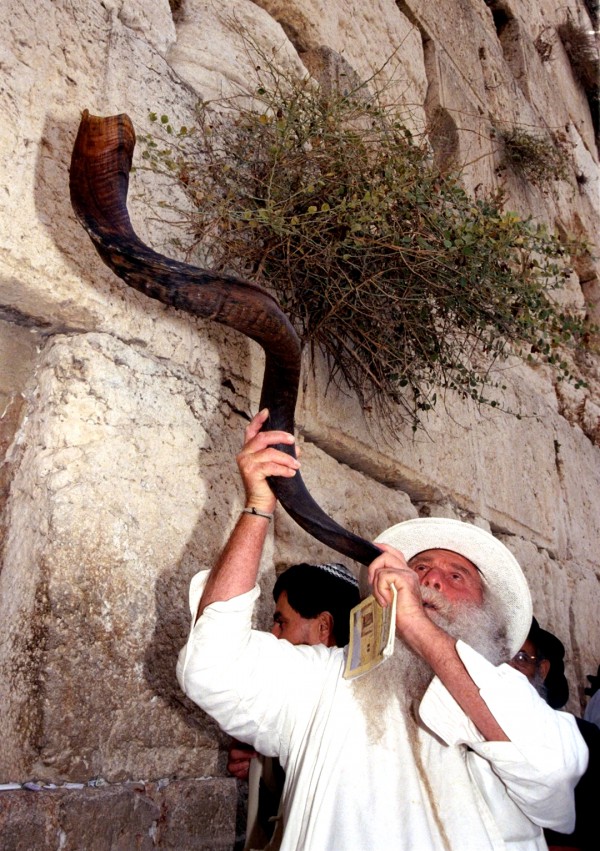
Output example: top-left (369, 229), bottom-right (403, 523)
top-left (421, 568), bottom-right (444, 591)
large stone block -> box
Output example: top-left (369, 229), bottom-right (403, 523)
top-left (298, 349), bottom-right (600, 612)
top-left (0, 778), bottom-right (238, 851)
top-left (569, 564), bottom-right (600, 714)
top-left (167, 0), bottom-right (308, 101)
top-left (490, 530), bottom-right (600, 715)
top-left (297, 355), bottom-right (573, 546)
top-left (157, 778), bottom-right (239, 850)
top-left (0, 332), bottom-right (267, 782)
top-left (0, 318), bottom-right (42, 542)
top-left (0, 0), bottom-right (212, 369)
top-left (251, 0), bottom-right (427, 128)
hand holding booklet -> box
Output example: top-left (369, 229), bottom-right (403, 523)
top-left (344, 585), bottom-right (397, 679)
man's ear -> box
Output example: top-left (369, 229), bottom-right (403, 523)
top-left (318, 611), bottom-right (335, 647)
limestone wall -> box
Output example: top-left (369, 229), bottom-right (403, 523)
top-left (0, 0), bottom-right (598, 847)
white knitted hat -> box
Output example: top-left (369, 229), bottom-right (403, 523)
top-left (374, 517), bottom-right (532, 655)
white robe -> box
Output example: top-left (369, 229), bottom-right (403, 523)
top-left (177, 573), bottom-right (588, 851)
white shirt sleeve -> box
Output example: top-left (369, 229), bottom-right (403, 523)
top-left (419, 640), bottom-right (589, 833)
top-left (176, 570), bottom-right (333, 759)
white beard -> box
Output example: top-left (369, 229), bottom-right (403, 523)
top-left (351, 588), bottom-right (510, 742)
top-left (421, 586), bottom-right (510, 667)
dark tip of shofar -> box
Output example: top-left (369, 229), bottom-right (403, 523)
top-left (69, 110), bottom-right (382, 567)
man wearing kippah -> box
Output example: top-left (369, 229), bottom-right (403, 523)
top-left (228, 561), bottom-right (360, 849)
top-left (177, 410), bottom-right (587, 851)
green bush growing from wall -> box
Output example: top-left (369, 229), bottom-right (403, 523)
top-left (141, 69), bottom-right (591, 429)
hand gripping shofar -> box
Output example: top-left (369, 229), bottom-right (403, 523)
top-left (69, 110), bottom-right (381, 567)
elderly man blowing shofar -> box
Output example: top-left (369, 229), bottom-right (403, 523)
top-left (177, 409), bottom-right (587, 851)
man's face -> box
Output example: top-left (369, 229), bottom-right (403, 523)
top-left (353, 548), bottom-right (506, 735)
top-left (270, 591), bottom-right (324, 646)
top-left (510, 638), bottom-right (550, 685)
top-left (407, 548), bottom-right (484, 613)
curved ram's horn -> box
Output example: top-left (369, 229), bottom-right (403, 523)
top-left (69, 110), bottom-right (381, 566)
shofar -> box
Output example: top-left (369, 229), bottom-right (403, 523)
top-left (69, 110), bottom-right (381, 567)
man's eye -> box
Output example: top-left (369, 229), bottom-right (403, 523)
top-left (451, 573), bottom-right (462, 581)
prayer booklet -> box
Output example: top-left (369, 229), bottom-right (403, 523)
top-left (343, 585), bottom-right (396, 679)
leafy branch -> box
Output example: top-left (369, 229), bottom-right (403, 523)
top-left (140, 65), bottom-right (592, 430)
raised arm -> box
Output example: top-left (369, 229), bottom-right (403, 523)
top-left (368, 545), bottom-right (509, 742)
top-left (196, 409), bottom-right (300, 619)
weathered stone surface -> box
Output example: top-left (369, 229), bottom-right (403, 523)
top-left (168, 0), bottom-right (308, 101)
top-left (0, 778), bottom-right (238, 851)
top-left (499, 536), bottom-right (578, 707)
top-left (0, 332), bottom-right (267, 781)
top-left (299, 356), bottom-right (572, 550)
top-left (157, 778), bottom-right (239, 849)
top-left (503, 529), bottom-right (600, 715)
top-left (0, 0), bottom-right (220, 371)
top-left (0, 318), bottom-right (41, 544)
top-left (569, 564), bottom-right (600, 711)
top-left (252, 0), bottom-right (427, 129)
top-left (117, 0), bottom-right (177, 57)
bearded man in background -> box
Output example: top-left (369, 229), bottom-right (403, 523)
top-left (177, 410), bottom-right (587, 851)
